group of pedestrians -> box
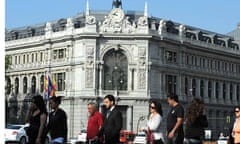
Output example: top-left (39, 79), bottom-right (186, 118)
top-left (138, 94), bottom-right (207, 144)
top-left (25, 93), bottom-right (240, 144)
top-left (26, 95), bottom-right (67, 144)
top-left (86, 93), bottom-right (208, 144)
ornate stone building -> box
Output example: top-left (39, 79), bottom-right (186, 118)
top-left (5, 1), bottom-right (240, 139)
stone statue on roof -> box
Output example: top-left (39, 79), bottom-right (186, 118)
top-left (112, 0), bottom-right (122, 8)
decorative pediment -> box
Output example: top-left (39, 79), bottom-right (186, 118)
top-left (100, 8), bottom-right (135, 33)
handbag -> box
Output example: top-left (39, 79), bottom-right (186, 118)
top-left (147, 127), bottom-right (154, 144)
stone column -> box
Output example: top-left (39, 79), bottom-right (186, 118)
top-left (188, 77), bottom-right (192, 97)
top-left (219, 81), bottom-right (224, 103)
top-left (159, 73), bottom-right (164, 99)
top-left (211, 80), bottom-right (216, 103)
top-left (162, 73), bottom-right (166, 98)
top-left (28, 74), bottom-right (32, 94)
top-left (176, 75), bottom-right (182, 101)
top-left (36, 74), bottom-right (40, 94)
top-left (196, 79), bottom-right (200, 97)
top-left (128, 68), bottom-right (133, 91)
top-left (99, 64), bottom-right (103, 94)
top-left (233, 83), bottom-right (237, 105)
top-left (226, 82), bottom-right (230, 104)
top-left (204, 80), bottom-right (209, 103)
top-left (127, 106), bottom-right (133, 131)
top-left (19, 75), bottom-right (23, 99)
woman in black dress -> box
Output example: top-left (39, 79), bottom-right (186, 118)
top-left (46, 96), bottom-right (68, 144)
top-left (26, 95), bottom-right (47, 144)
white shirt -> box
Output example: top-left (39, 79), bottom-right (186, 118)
top-left (146, 113), bottom-right (164, 141)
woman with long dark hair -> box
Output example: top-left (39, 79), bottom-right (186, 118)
top-left (26, 95), bottom-right (47, 144)
top-left (46, 96), bottom-right (68, 144)
top-left (140, 100), bottom-right (164, 144)
top-left (184, 98), bottom-right (208, 144)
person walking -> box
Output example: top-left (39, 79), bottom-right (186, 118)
top-left (139, 100), bottom-right (164, 144)
top-left (87, 102), bottom-right (104, 144)
top-left (184, 98), bottom-right (208, 144)
top-left (26, 95), bottom-right (47, 144)
top-left (46, 96), bottom-right (68, 144)
top-left (232, 106), bottom-right (240, 144)
top-left (97, 95), bottom-right (122, 144)
top-left (166, 93), bottom-right (184, 144)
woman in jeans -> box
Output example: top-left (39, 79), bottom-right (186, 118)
top-left (140, 100), bottom-right (164, 144)
top-left (184, 98), bottom-right (208, 144)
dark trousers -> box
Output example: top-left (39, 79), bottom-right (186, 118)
top-left (167, 132), bottom-right (184, 144)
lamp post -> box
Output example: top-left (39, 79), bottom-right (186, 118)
top-left (137, 115), bottom-right (146, 133)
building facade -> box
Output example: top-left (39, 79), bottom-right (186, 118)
top-left (5, 1), bottom-right (240, 139)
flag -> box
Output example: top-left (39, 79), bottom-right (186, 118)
top-left (44, 75), bottom-right (56, 99)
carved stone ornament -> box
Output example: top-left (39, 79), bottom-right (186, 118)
top-left (86, 46), bottom-right (94, 56)
top-left (138, 70), bottom-right (146, 89)
top-left (100, 8), bottom-right (135, 33)
top-left (86, 15), bottom-right (96, 25)
top-left (86, 68), bottom-right (93, 88)
top-left (109, 8), bottom-right (124, 22)
top-left (138, 47), bottom-right (146, 57)
top-left (137, 17), bottom-right (148, 27)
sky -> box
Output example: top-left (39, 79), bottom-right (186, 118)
top-left (5, 0), bottom-right (240, 35)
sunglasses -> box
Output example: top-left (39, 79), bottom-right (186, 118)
top-left (150, 106), bottom-right (156, 109)
top-left (235, 110), bottom-right (240, 113)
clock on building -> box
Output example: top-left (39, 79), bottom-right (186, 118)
top-left (109, 8), bottom-right (124, 22)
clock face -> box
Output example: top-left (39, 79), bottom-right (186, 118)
top-left (110, 8), bottom-right (124, 21)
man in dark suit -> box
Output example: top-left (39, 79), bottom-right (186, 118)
top-left (97, 95), bottom-right (122, 144)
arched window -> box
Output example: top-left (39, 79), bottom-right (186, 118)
top-left (15, 77), bottom-right (19, 95)
top-left (200, 80), bottom-right (204, 98)
top-left (40, 75), bottom-right (44, 92)
top-left (192, 79), bottom-right (196, 96)
top-left (216, 82), bottom-right (219, 99)
top-left (208, 81), bottom-right (212, 98)
top-left (31, 76), bottom-right (36, 94)
top-left (23, 77), bottom-right (27, 94)
top-left (6, 77), bottom-right (11, 95)
top-left (230, 84), bottom-right (233, 101)
top-left (103, 48), bottom-right (128, 90)
top-left (223, 83), bottom-right (226, 100)
top-left (184, 77), bottom-right (188, 96)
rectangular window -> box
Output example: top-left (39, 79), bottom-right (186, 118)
top-left (59, 49), bottom-right (64, 59)
top-left (53, 49), bottom-right (66, 60)
top-left (32, 54), bottom-right (34, 62)
top-left (166, 75), bottom-right (177, 94)
top-left (166, 51), bottom-right (177, 63)
top-left (15, 56), bottom-right (17, 64)
top-left (40, 52), bottom-right (43, 62)
top-left (186, 55), bottom-right (189, 65)
top-left (23, 55), bottom-right (25, 64)
top-left (53, 50), bottom-right (58, 59)
top-left (54, 72), bottom-right (65, 91)
top-left (35, 53), bottom-right (38, 62)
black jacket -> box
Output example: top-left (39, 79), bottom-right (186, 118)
top-left (46, 108), bottom-right (68, 142)
top-left (98, 107), bottom-right (122, 144)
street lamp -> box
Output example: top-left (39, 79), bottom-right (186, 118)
top-left (137, 115), bottom-right (146, 133)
